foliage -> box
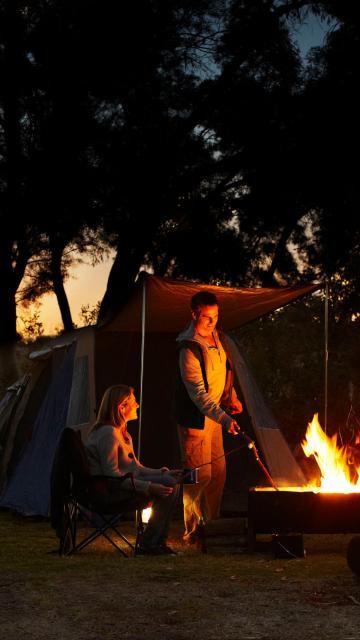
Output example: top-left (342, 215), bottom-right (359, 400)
top-left (235, 291), bottom-right (360, 449)
top-left (18, 304), bottom-right (44, 342)
top-left (0, 0), bottom-right (359, 340)
top-left (78, 300), bottom-right (102, 326)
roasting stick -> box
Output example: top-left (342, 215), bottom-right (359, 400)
top-left (181, 425), bottom-right (279, 491)
top-left (239, 429), bottom-right (279, 491)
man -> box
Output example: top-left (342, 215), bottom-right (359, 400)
top-left (174, 291), bottom-right (243, 545)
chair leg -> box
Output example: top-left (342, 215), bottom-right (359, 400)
top-left (59, 500), bottom-right (77, 556)
top-left (66, 508), bottom-right (135, 557)
top-left (103, 514), bottom-right (137, 555)
top-left (134, 510), bottom-right (145, 556)
top-left (74, 520), bottom-right (129, 556)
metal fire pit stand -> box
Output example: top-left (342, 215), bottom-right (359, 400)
top-left (247, 489), bottom-right (360, 557)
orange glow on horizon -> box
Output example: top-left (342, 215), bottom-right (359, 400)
top-left (17, 256), bottom-right (114, 336)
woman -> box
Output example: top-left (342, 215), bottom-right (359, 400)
top-left (85, 384), bottom-right (181, 555)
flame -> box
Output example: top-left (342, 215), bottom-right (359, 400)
top-left (301, 413), bottom-right (360, 493)
top-left (141, 506), bottom-right (152, 524)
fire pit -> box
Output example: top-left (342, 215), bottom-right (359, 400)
top-left (247, 414), bottom-right (360, 551)
top-left (247, 489), bottom-right (360, 549)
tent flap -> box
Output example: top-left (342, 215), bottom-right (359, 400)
top-left (101, 272), bottom-right (320, 333)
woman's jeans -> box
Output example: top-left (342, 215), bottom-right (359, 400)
top-left (139, 473), bottom-right (179, 548)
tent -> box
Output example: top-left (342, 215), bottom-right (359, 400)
top-left (0, 272), bottom-right (319, 516)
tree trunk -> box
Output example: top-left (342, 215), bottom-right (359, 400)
top-left (0, 2), bottom-right (28, 344)
top-left (50, 240), bottom-right (74, 332)
top-left (0, 292), bottom-right (17, 344)
top-left (0, 243), bottom-right (18, 344)
top-left (261, 221), bottom-right (297, 286)
top-left (98, 240), bottom-right (146, 325)
top-left (0, 343), bottom-right (20, 394)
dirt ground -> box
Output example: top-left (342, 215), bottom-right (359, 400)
top-left (0, 512), bottom-right (360, 640)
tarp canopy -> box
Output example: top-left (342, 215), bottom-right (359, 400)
top-left (101, 272), bottom-right (320, 333)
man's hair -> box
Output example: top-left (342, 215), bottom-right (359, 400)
top-left (191, 291), bottom-right (219, 313)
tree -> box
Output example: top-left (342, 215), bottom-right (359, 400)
top-left (0, 0), bottom-right (108, 340)
top-left (0, 1), bottom-right (35, 346)
top-left (302, 6), bottom-right (360, 315)
top-left (135, 0), bottom-right (326, 289)
top-left (2, 0), bottom-right (360, 346)
top-left (93, 0), bottom-right (227, 321)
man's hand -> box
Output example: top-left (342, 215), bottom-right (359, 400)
top-left (229, 398), bottom-right (243, 414)
top-left (149, 483), bottom-right (174, 497)
top-left (228, 420), bottom-right (241, 436)
top-left (160, 466), bottom-right (170, 473)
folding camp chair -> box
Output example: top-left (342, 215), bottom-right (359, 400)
top-left (50, 427), bottom-right (149, 557)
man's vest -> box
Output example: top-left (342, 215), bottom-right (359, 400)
top-left (173, 332), bottom-right (235, 430)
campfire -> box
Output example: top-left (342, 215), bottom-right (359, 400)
top-left (247, 414), bottom-right (360, 547)
top-left (253, 413), bottom-right (360, 493)
top-left (301, 413), bottom-right (360, 493)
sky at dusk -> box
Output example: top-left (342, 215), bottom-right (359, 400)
top-left (293, 13), bottom-right (332, 57)
top-left (19, 14), bottom-right (333, 337)
top-left (18, 255), bottom-right (114, 336)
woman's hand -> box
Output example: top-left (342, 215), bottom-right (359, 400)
top-left (149, 483), bottom-right (174, 497)
top-left (161, 467), bottom-right (184, 481)
top-left (167, 469), bottom-right (184, 481)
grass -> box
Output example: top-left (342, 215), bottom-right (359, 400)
top-left (1, 510), bottom-right (360, 640)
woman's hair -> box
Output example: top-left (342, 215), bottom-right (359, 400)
top-left (94, 384), bottom-right (134, 429)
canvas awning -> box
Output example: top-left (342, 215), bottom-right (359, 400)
top-left (100, 272), bottom-right (321, 333)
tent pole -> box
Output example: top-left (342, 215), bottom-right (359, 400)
top-left (137, 276), bottom-right (146, 460)
top-left (324, 278), bottom-right (329, 434)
